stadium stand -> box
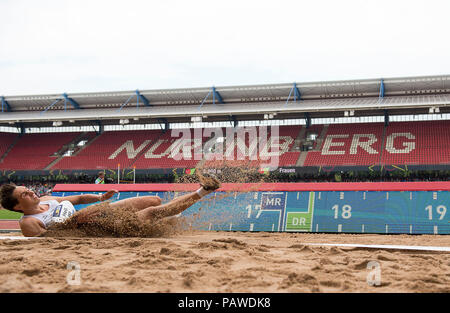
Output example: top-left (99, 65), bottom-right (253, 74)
top-left (202, 125), bottom-right (303, 168)
top-left (132, 128), bottom-right (201, 169)
top-left (273, 125), bottom-right (303, 167)
top-left (304, 123), bottom-right (384, 166)
top-left (0, 132), bottom-right (82, 170)
top-left (381, 120), bottom-right (450, 165)
top-left (53, 130), bottom-right (161, 170)
top-left (304, 120), bottom-right (450, 166)
top-left (0, 133), bottom-right (19, 162)
top-left (0, 120), bottom-right (448, 170)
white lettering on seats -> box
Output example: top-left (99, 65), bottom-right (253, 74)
top-left (203, 128), bottom-right (224, 160)
top-left (350, 134), bottom-right (378, 155)
top-left (169, 129), bottom-right (192, 160)
top-left (259, 136), bottom-right (292, 157)
top-left (108, 140), bottom-right (151, 159)
top-left (385, 132), bottom-right (416, 154)
top-left (169, 138), bottom-right (193, 160)
top-left (321, 134), bottom-right (348, 155)
top-left (144, 139), bottom-right (168, 158)
top-left (236, 127), bottom-right (258, 160)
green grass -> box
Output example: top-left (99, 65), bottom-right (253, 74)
top-left (0, 209), bottom-right (22, 220)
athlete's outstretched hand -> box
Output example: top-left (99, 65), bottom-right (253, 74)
top-left (100, 190), bottom-right (119, 201)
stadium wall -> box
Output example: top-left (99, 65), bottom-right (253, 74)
top-left (53, 182), bottom-right (450, 235)
top-left (3, 164), bottom-right (450, 179)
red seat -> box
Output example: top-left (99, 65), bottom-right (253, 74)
top-left (2, 120), bottom-right (447, 170)
top-left (0, 133), bottom-right (81, 170)
top-left (304, 121), bottom-right (450, 166)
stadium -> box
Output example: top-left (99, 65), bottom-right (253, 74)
top-left (0, 74), bottom-right (449, 293)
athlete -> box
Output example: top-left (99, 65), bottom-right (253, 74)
top-left (95, 172), bottom-right (105, 184)
top-left (0, 174), bottom-right (221, 237)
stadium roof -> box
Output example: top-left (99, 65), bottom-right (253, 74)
top-left (1, 74), bottom-right (450, 127)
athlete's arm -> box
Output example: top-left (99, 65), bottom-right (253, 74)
top-left (40, 190), bottom-right (118, 205)
top-left (19, 218), bottom-right (47, 237)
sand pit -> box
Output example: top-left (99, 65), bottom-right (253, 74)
top-left (0, 231), bottom-right (449, 293)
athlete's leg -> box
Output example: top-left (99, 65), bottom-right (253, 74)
top-left (135, 191), bottom-right (201, 222)
top-left (72, 196), bottom-right (162, 223)
top-left (136, 174), bottom-right (220, 223)
top-left (73, 173), bottom-right (220, 225)
top-left (109, 196), bottom-right (162, 212)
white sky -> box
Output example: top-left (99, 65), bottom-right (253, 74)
top-left (1, 0), bottom-right (450, 96)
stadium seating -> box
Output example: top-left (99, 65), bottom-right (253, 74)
top-left (381, 120), bottom-right (450, 165)
top-left (132, 128), bottom-right (202, 169)
top-left (53, 130), bottom-right (162, 170)
top-left (304, 120), bottom-right (450, 166)
top-left (0, 133), bottom-right (19, 160)
top-left (52, 126), bottom-right (304, 170)
top-left (0, 120), bottom-right (448, 170)
top-left (0, 132), bottom-right (82, 170)
top-left (304, 123), bottom-right (384, 166)
top-left (203, 125), bottom-right (302, 168)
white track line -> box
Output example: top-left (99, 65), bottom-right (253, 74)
top-left (0, 236), bottom-right (41, 240)
top-left (303, 243), bottom-right (450, 252)
top-left (2, 237), bottom-right (449, 252)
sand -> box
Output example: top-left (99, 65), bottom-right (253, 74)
top-left (0, 231), bottom-right (449, 293)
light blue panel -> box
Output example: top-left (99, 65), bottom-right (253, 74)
top-left (231, 191), bottom-right (263, 231)
top-left (313, 191), bottom-right (362, 233)
top-left (438, 191), bottom-right (450, 234)
top-left (413, 191), bottom-right (450, 234)
top-left (189, 191), bottom-right (264, 231)
top-left (346, 191), bottom-right (379, 233)
top-left (384, 191), bottom-right (413, 233)
top-left (180, 191), bottom-right (218, 231)
top-left (252, 210), bottom-right (283, 231)
top-left (116, 192), bottom-right (138, 200)
top-left (413, 191), bottom-right (437, 234)
top-left (258, 191), bottom-right (285, 231)
top-left (360, 191), bottom-right (388, 234)
top-left (339, 191), bottom-right (370, 233)
top-left (285, 192), bottom-right (310, 213)
top-left (136, 191), bottom-right (159, 197)
top-left (313, 191), bottom-right (339, 232)
top-left (228, 191), bottom-right (262, 231)
top-left (312, 191), bottom-right (388, 233)
top-left (62, 191), bottom-right (84, 196)
top-left (311, 191), bottom-right (326, 231)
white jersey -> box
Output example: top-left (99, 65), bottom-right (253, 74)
top-left (21, 199), bottom-right (76, 229)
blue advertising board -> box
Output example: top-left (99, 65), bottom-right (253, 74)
top-left (52, 190), bottom-right (450, 235)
